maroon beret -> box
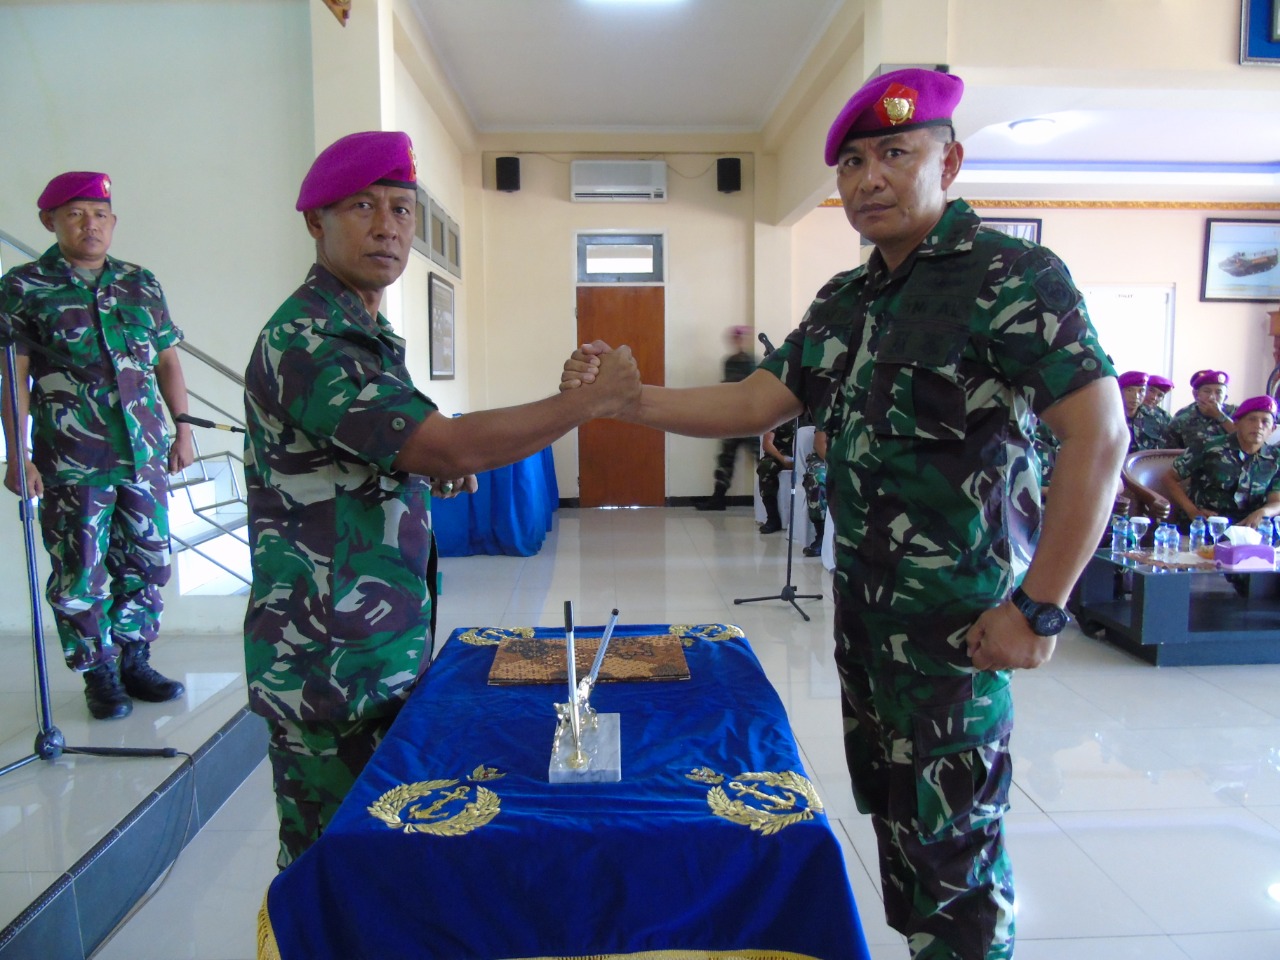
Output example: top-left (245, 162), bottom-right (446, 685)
top-left (38, 171), bottom-right (111, 211)
top-left (1190, 369), bottom-right (1229, 389)
top-left (1117, 371), bottom-right (1148, 389)
top-left (825, 68), bottom-right (964, 166)
top-left (296, 131), bottom-right (418, 212)
top-left (1146, 375), bottom-right (1173, 391)
top-left (1234, 396), bottom-right (1277, 421)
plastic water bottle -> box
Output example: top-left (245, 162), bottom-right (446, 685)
top-left (1259, 517), bottom-right (1275, 547)
top-left (1110, 516), bottom-right (1130, 555)
top-left (1156, 523), bottom-right (1178, 558)
top-left (1189, 516), bottom-right (1206, 552)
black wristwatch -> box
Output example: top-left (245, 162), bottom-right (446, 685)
top-left (1010, 587), bottom-right (1069, 636)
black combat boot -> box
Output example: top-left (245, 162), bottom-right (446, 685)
top-left (119, 641), bottom-right (186, 703)
top-left (695, 483), bottom-right (728, 511)
top-left (803, 518), bottom-right (825, 557)
top-left (84, 661), bottom-right (132, 720)
top-left (759, 499), bottom-right (783, 535)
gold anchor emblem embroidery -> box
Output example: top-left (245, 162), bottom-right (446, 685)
top-left (368, 779), bottom-right (501, 836)
top-left (704, 770), bottom-right (824, 835)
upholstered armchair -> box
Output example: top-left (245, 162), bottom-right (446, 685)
top-left (1120, 448), bottom-right (1183, 523)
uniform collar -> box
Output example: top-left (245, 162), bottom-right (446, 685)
top-left (863, 199), bottom-right (978, 285)
top-left (38, 243), bottom-right (118, 282)
top-left (306, 263), bottom-right (399, 340)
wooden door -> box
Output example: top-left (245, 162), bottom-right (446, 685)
top-left (576, 286), bottom-right (665, 507)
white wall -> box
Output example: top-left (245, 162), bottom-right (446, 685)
top-left (477, 151), bottom-right (757, 498)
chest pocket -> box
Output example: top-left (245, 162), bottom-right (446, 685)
top-left (116, 299), bottom-right (161, 368)
top-left (865, 319), bottom-right (969, 441)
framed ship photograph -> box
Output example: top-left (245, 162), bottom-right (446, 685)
top-left (1200, 218), bottom-right (1280, 302)
top-left (428, 273), bottom-right (456, 380)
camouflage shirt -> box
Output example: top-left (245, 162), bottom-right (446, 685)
top-left (0, 244), bottom-right (182, 485)
top-left (243, 264), bottom-right (439, 724)
top-left (1166, 402), bottom-right (1235, 451)
top-left (1128, 404), bottom-right (1169, 452)
top-left (761, 200), bottom-right (1114, 630)
top-left (1171, 433), bottom-right (1280, 519)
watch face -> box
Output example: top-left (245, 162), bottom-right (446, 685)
top-left (1034, 606), bottom-right (1069, 636)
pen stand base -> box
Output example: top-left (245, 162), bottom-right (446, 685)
top-left (549, 713), bottom-right (621, 783)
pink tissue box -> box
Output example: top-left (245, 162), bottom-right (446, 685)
top-left (1214, 543), bottom-right (1277, 570)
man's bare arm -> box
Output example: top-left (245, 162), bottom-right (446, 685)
top-left (156, 346), bottom-right (195, 473)
top-left (1021, 377), bottom-right (1130, 606)
top-left (0, 354), bottom-right (42, 497)
top-left (393, 345), bottom-right (640, 477)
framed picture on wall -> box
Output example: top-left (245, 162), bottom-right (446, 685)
top-left (1200, 218), bottom-right (1280, 302)
top-left (980, 217), bottom-right (1042, 244)
top-left (429, 273), bottom-right (456, 380)
top-left (1240, 0), bottom-right (1280, 62)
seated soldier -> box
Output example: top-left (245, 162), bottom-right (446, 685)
top-left (1142, 374), bottom-right (1173, 430)
top-left (756, 420), bottom-right (795, 535)
top-left (1164, 395), bottom-right (1280, 530)
top-left (1121, 370), bottom-right (1166, 452)
top-left (801, 428), bottom-right (828, 557)
top-left (1166, 369), bottom-right (1236, 450)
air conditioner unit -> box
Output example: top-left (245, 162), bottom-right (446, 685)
top-left (570, 160), bottom-right (667, 202)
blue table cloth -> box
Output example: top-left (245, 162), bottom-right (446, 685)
top-left (259, 623), bottom-right (869, 960)
top-left (433, 446), bottom-right (558, 557)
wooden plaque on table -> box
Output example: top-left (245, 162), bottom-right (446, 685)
top-left (488, 635), bottom-right (691, 685)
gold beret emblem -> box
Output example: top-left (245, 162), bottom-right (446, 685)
top-left (882, 96), bottom-right (915, 125)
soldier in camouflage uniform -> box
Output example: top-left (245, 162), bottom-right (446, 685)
top-left (1120, 370), bottom-right (1166, 453)
top-left (1166, 395), bottom-right (1280, 527)
top-left (245, 131), bottom-right (639, 869)
top-left (756, 418), bottom-right (795, 533)
top-left (801, 428), bottom-right (828, 556)
top-left (0, 171), bottom-right (193, 720)
top-left (695, 325), bottom-right (757, 511)
top-left (1166, 369), bottom-right (1236, 451)
top-left (1141, 374), bottom-right (1173, 431)
top-left (565, 69), bottom-right (1127, 960)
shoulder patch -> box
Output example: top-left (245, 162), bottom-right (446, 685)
top-left (1032, 259), bottom-right (1079, 313)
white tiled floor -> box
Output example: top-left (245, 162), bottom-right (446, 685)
top-left (5, 505), bottom-right (1280, 959)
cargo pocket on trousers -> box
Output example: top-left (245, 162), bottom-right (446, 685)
top-left (912, 680), bottom-right (1014, 843)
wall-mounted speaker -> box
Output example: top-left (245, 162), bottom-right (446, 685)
top-left (496, 156), bottom-right (521, 192)
top-left (716, 157), bottom-right (741, 194)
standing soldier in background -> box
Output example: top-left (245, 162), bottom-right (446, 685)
top-left (695, 324), bottom-right (757, 511)
top-left (244, 131), bottom-right (640, 869)
top-left (1166, 369), bottom-right (1236, 450)
top-left (0, 171), bottom-right (193, 720)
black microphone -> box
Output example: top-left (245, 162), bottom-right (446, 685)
top-left (758, 332), bottom-right (776, 355)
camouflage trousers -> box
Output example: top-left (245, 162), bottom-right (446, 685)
top-left (802, 453), bottom-right (827, 526)
top-left (39, 478), bottom-right (171, 672)
top-left (710, 435), bottom-right (757, 490)
top-left (834, 596), bottom-right (1015, 960)
top-left (266, 712), bottom-right (400, 870)
top-left (756, 456), bottom-right (785, 502)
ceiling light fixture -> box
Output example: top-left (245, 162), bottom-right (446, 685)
top-left (1006, 118), bottom-right (1058, 145)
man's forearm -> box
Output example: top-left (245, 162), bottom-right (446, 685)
top-left (155, 348), bottom-right (191, 430)
top-left (627, 371), bottom-right (800, 439)
top-left (1021, 430), bottom-right (1128, 607)
top-left (0, 356), bottom-right (31, 462)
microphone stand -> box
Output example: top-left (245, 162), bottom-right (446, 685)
top-left (0, 337), bottom-right (176, 778)
top-left (734, 332), bottom-right (823, 621)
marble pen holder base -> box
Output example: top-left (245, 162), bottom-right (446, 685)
top-left (549, 713), bottom-right (621, 783)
